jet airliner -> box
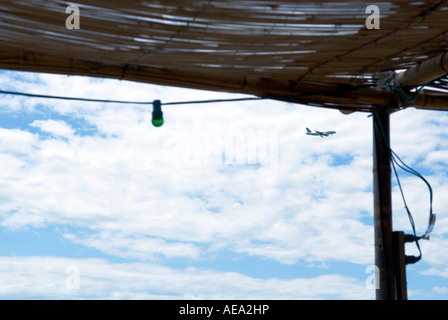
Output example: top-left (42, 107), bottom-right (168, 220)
top-left (306, 127), bottom-right (336, 138)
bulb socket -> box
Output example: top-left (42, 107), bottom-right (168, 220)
top-left (152, 100), bottom-right (164, 127)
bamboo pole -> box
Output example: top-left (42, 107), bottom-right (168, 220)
top-left (369, 51), bottom-right (448, 301)
top-left (393, 231), bottom-right (408, 300)
top-left (373, 108), bottom-right (395, 300)
top-left (1, 52), bottom-right (448, 112)
top-left (397, 52), bottom-right (448, 87)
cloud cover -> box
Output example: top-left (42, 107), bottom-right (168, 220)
top-left (0, 71), bottom-right (447, 299)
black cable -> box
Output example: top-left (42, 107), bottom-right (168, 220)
top-left (0, 84), bottom-right (374, 107)
top-left (162, 96), bottom-right (266, 106)
top-left (390, 153), bottom-right (422, 262)
top-left (0, 89), bottom-right (156, 105)
top-left (373, 113), bottom-right (434, 264)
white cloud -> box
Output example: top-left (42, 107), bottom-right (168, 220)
top-left (64, 232), bottom-right (201, 261)
top-left (0, 71), bottom-right (447, 299)
top-left (30, 119), bottom-right (75, 138)
top-left (0, 76), bottom-right (378, 265)
top-left (0, 127), bottom-right (37, 155)
top-left (0, 256), bottom-right (373, 300)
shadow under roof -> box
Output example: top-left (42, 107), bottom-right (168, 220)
top-left (1, 0), bottom-right (447, 112)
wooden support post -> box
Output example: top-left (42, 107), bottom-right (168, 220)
top-left (373, 108), bottom-right (409, 300)
top-left (393, 231), bottom-right (408, 300)
top-left (370, 53), bottom-right (448, 300)
top-left (373, 109), bottom-right (395, 300)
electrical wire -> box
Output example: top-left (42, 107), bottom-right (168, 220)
top-left (0, 89), bottom-right (154, 105)
top-left (0, 85), bottom-right (373, 108)
top-left (373, 113), bottom-right (435, 264)
top-left (390, 152), bottom-right (422, 262)
top-left (381, 83), bottom-right (426, 104)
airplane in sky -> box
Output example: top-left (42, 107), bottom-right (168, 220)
top-left (306, 127), bottom-right (336, 138)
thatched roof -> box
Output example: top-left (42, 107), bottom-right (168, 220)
top-left (1, 0), bottom-right (447, 112)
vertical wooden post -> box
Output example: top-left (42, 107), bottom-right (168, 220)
top-left (373, 110), bottom-right (395, 300)
top-left (393, 231), bottom-right (408, 300)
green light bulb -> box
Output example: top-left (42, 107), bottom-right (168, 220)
top-left (152, 100), bottom-right (164, 127)
top-left (152, 117), bottom-right (164, 127)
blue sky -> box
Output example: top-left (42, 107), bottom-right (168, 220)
top-left (0, 70), bottom-right (448, 299)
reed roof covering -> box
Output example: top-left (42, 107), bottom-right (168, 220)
top-left (1, 0), bottom-right (448, 112)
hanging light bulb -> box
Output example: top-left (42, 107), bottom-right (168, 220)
top-left (152, 100), bottom-right (164, 127)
